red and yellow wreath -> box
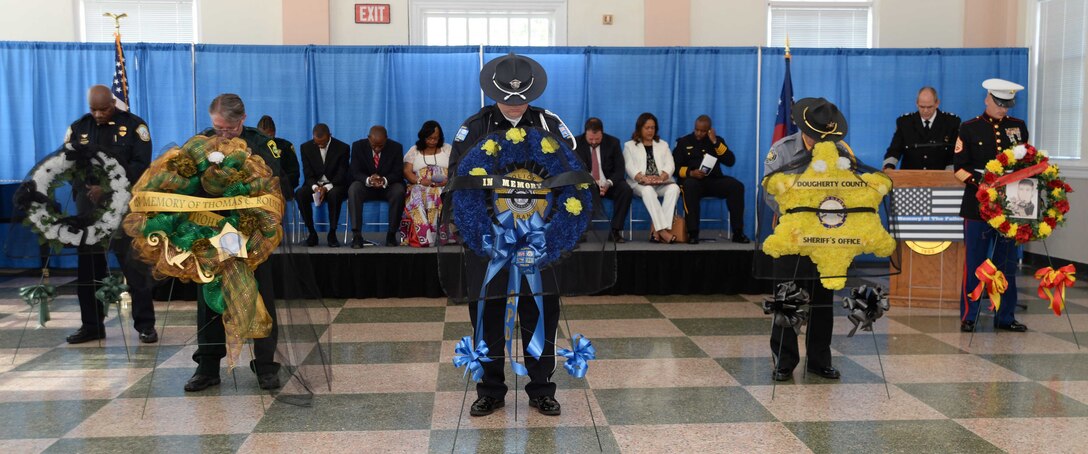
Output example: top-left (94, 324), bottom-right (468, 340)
top-left (975, 144), bottom-right (1070, 244)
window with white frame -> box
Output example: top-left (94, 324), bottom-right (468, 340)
top-left (82, 0), bottom-right (196, 43)
top-left (768, 0), bottom-right (872, 48)
top-left (410, 0), bottom-right (566, 46)
top-left (1033, 0), bottom-right (1087, 160)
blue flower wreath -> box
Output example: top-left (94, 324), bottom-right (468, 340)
top-left (452, 127), bottom-right (593, 269)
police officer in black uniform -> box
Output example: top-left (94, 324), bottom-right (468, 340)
top-left (184, 93), bottom-right (285, 392)
top-left (883, 87), bottom-right (961, 170)
top-left (452, 53), bottom-right (573, 418)
top-left (64, 85), bottom-right (158, 345)
top-left (256, 115), bottom-right (301, 200)
top-left (450, 53), bottom-right (576, 173)
top-left (955, 78), bottom-right (1029, 333)
top-left (674, 115), bottom-right (750, 244)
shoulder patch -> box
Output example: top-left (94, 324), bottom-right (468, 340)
top-left (557, 122), bottom-right (572, 139)
top-left (454, 126), bottom-right (469, 143)
top-left (765, 149), bottom-right (777, 164)
top-left (136, 124), bottom-right (150, 142)
top-left (267, 139), bottom-right (281, 158)
top-left (954, 137), bottom-right (963, 154)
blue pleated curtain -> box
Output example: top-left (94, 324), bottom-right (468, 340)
top-left (0, 42), bottom-right (1028, 267)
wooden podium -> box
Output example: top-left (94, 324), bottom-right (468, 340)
top-left (885, 170), bottom-right (966, 309)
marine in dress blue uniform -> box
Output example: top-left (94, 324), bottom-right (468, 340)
top-left (954, 78), bottom-right (1029, 333)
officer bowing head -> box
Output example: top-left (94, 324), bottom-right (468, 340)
top-left (982, 78), bottom-right (1024, 120)
top-left (791, 97), bottom-right (848, 147)
top-left (451, 53), bottom-right (574, 172)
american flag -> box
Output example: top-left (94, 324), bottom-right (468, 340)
top-left (111, 30), bottom-right (129, 111)
top-left (890, 187), bottom-right (963, 240)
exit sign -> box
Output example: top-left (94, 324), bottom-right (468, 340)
top-left (355, 4), bottom-right (390, 24)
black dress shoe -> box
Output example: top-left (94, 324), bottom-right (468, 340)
top-left (304, 232), bottom-right (318, 247)
top-left (772, 368), bottom-right (793, 381)
top-left (469, 396), bottom-right (505, 416)
top-left (138, 328), bottom-right (158, 344)
top-left (609, 230), bottom-right (626, 244)
top-left (351, 233), bottom-right (365, 249)
top-left (732, 232), bottom-right (751, 244)
top-left (686, 237), bottom-right (699, 245)
top-left (66, 326), bottom-right (106, 344)
top-left (996, 320), bottom-right (1028, 332)
top-left (529, 395), bottom-right (561, 416)
top-left (806, 366), bottom-right (842, 379)
top-left (385, 232), bottom-right (398, 247)
top-left (327, 232), bottom-right (341, 248)
top-left (184, 373), bottom-right (221, 392)
top-left (257, 372), bottom-right (281, 390)
top-left (960, 320), bottom-right (976, 332)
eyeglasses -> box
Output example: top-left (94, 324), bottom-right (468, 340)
top-left (213, 122), bottom-right (243, 136)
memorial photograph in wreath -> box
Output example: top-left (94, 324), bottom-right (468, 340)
top-left (1006, 178), bottom-right (1039, 220)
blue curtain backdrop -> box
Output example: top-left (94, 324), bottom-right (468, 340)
top-left (0, 42), bottom-right (1028, 268)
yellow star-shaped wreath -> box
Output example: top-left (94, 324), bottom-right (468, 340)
top-left (762, 141), bottom-right (896, 290)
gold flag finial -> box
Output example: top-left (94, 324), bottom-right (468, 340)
top-left (103, 12), bottom-right (128, 35)
top-left (785, 34), bottom-right (792, 59)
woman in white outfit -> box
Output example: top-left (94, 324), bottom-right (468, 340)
top-left (624, 112), bottom-right (679, 243)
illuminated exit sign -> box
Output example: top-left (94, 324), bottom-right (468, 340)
top-left (355, 4), bottom-right (391, 24)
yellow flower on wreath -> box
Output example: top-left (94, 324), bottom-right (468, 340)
top-left (1039, 222), bottom-right (1053, 237)
top-left (469, 167), bottom-right (488, 176)
top-left (1052, 188), bottom-right (1063, 198)
top-left (1044, 165), bottom-right (1059, 178)
top-left (482, 140), bottom-right (500, 156)
top-left (505, 128), bottom-right (527, 144)
top-left (987, 214), bottom-right (1006, 229)
top-left (541, 136), bottom-right (559, 154)
top-left (985, 160), bottom-right (1004, 174)
top-left (577, 183), bottom-right (590, 190)
top-left (986, 188), bottom-right (998, 202)
top-left (1002, 149), bottom-right (1017, 162)
top-left (762, 141), bottom-right (896, 290)
top-left (564, 197), bottom-right (583, 215)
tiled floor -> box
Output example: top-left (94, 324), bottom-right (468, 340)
top-left (1, 273), bottom-right (1087, 453)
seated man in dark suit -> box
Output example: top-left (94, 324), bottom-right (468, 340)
top-left (575, 117), bottom-right (631, 243)
top-left (348, 125), bottom-right (405, 247)
top-left (296, 123), bottom-right (351, 247)
top-left (674, 115), bottom-right (749, 244)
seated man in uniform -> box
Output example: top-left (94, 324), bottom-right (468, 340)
top-left (674, 115), bottom-right (749, 243)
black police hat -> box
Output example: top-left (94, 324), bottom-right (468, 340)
top-left (791, 97), bottom-right (848, 141)
top-left (480, 53), bottom-right (548, 106)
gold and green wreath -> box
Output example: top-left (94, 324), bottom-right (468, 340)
top-left (123, 135), bottom-right (284, 369)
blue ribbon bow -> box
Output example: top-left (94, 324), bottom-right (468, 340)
top-left (473, 210), bottom-right (549, 377)
top-left (557, 334), bottom-right (596, 378)
top-left (452, 335), bottom-right (493, 382)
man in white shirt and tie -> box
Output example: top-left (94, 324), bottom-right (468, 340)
top-left (575, 117), bottom-right (632, 243)
top-left (296, 123), bottom-right (351, 247)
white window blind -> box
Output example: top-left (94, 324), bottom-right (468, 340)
top-left (82, 0), bottom-right (195, 43)
top-left (410, 1), bottom-right (566, 46)
top-left (1033, 0), bottom-right (1087, 159)
top-left (768, 1), bottom-right (872, 48)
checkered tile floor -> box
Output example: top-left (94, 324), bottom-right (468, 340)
top-left (1, 273), bottom-right (1087, 453)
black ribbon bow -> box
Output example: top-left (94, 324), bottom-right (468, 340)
top-left (841, 285), bottom-right (890, 337)
top-left (763, 281), bottom-right (810, 335)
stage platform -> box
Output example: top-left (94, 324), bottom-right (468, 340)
top-left (150, 233), bottom-right (770, 300)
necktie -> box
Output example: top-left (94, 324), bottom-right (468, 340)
top-left (373, 151), bottom-right (380, 169)
top-left (590, 146), bottom-right (601, 181)
top-left (924, 119), bottom-right (931, 130)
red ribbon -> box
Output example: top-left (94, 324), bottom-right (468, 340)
top-left (1035, 264), bottom-right (1076, 316)
top-left (978, 159), bottom-right (1049, 193)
